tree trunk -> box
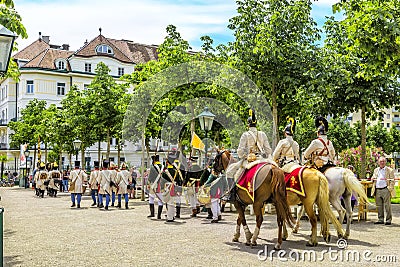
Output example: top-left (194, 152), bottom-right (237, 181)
top-left (68, 154), bottom-right (72, 171)
top-left (271, 84), bottom-right (279, 150)
top-left (106, 128), bottom-right (110, 160)
top-left (361, 105), bottom-right (367, 179)
top-left (33, 144), bottom-right (37, 171)
top-left (1, 161), bottom-right (4, 180)
top-left (140, 129), bottom-right (146, 201)
top-left (97, 140), bottom-right (101, 165)
top-left (81, 148), bottom-right (85, 170)
top-left (190, 103), bottom-right (195, 156)
top-left (44, 142), bottom-right (47, 163)
top-left (117, 138), bottom-right (121, 167)
top-left (58, 150), bottom-right (63, 172)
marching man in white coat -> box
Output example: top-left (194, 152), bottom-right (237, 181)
top-left (116, 162), bottom-right (132, 209)
top-left (88, 161), bottom-right (100, 207)
top-left (98, 160), bottom-right (111, 210)
top-left (69, 161), bottom-right (87, 208)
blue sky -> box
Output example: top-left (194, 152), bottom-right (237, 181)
top-left (14, 0), bottom-right (338, 52)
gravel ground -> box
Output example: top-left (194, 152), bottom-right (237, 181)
top-left (1, 186), bottom-right (400, 267)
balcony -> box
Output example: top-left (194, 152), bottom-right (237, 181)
top-left (393, 117), bottom-right (400, 123)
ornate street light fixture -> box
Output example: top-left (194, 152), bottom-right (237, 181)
top-left (73, 139), bottom-right (82, 160)
top-left (0, 26), bottom-right (17, 74)
top-left (197, 107), bottom-right (215, 167)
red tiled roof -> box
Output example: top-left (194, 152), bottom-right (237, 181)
top-left (23, 48), bottom-right (74, 70)
top-left (13, 39), bottom-right (50, 61)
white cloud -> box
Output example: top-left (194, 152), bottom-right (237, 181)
top-left (13, 0), bottom-right (236, 51)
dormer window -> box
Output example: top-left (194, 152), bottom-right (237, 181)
top-left (96, 44), bottom-right (113, 54)
top-left (55, 59), bottom-right (66, 70)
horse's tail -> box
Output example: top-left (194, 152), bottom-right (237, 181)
top-left (316, 171), bottom-right (345, 237)
top-left (343, 168), bottom-right (369, 204)
top-left (271, 166), bottom-right (295, 228)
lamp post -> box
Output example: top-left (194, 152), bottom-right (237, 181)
top-left (24, 149), bottom-right (30, 188)
top-left (198, 107), bottom-right (215, 168)
top-left (73, 139), bottom-right (82, 161)
top-left (0, 26), bottom-right (17, 74)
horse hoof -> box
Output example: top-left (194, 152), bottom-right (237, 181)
top-left (245, 242), bottom-right (251, 246)
top-left (324, 235), bottom-right (331, 243)
top-left (274, 246), bottom-right (282, 251)
top-left (292, 229), bottom-right (298, 234)
top-left (232, 238), bottom-right (239, 242)
top-left (282, 237), bottom-right (287, 241)
top-left (306, 241), bottom-right (318, 247)
top-left (251, 242), bottom-right (257, 247)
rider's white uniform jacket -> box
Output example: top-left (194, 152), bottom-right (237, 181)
top-left (304, 135), bottom-right (335, 165)
top-left (272, 136), bottom-right (300, 165)
top-left (237, 127), bottom-right (272, 159)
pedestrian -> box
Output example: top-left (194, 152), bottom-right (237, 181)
top-left (371, 156), bottom-right (396, 225)
top-left (98, 160), bottom-right (111, 210)
top-left (116, 162), bottom-right (131, 209)
top-left (88, 161), bottom-right (100, 207)
top-left (62, 170), bottom-right (69, 192)
top-left (48, 162), bottom-right (61, 197)
top-left (109, 162), bottom-right (118, 207)
top-left (130, 167), bottom-right (138, 199)
top-left (34, 162), bottom-right (48, 198)
top-left (69, 161), bottom-right (87, 208)
top-left (147, 154), bottom-right (164, 219)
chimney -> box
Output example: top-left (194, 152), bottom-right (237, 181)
top-left (42, 36), bottom-right (50, 44)
top-left (39, 32), bottom-right (42, 41)
top-left (62, 44), bottom-right (70, 51)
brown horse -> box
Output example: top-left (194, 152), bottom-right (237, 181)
top-left (213, 150), bottom-right (295, 250)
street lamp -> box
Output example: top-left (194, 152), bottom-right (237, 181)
top-left (0, 26), bottom-right (17, 74)
top-left (24, 149), bottom-right (30, 188)
top-left (197, 107), bottom-right (215, 167)
top-left (73, 139), bottom-right (82, 160)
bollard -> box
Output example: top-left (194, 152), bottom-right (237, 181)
top-left (0, 207), bottom-right (3, 267)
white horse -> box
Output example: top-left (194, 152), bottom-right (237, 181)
top-left (293, 167), bottom-right (369, 239)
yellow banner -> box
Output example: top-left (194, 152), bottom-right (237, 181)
top-left (191, 132), bottom-right (205, 152)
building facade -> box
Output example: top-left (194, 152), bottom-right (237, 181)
top-left (0, 32), bottom-right (159, 175)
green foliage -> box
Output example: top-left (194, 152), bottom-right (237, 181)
top-left (366, 123), bottom-right (393, 153)
top-left (227, 0), bottom-right (321, 146)
top-left (339, 146), bottom-right (384, 178)
top-left (0, 0), bottom-right (28, 80)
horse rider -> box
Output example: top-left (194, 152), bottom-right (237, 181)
top-left (147, 154), bottom-right (164, 219)
top-left (34, 162), bottom-right (48, 198)
top-left (89, 161), bottom-right (100, 207)
top-left (162, 152), bottom-right (179, 222)
top-left (48, 162), bottom-right (62, 197)
top-left (98, 160), bottom-right (111, 210)
top-left (304, 116), bottom-right (336, 172)
top-left (226, 108), bottom-right (272, 180)
top-left (69, 161), bottom-right (87, 208)
top-left (273, 117), bottom-right (300, 168)
top-left (116, 162), bottom-right (132, 209)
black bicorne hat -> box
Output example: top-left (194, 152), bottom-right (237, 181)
top-left (315, 116), bottom-right (328, 135)
top-left (151, 154), bottom-right (160, 163)
top-left (284, 117), bottom-right (296, 136)
top-left (102, 160), bottom-right (109, 169)
top-left (247, 108), bottom-right (257, 127)
top-left (74, 161), bottom-right (80, 168)
top-left (94, 161), bottom-right (100, 168)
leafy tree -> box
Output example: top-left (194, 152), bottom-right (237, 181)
top-left (366, 124), bottom-right (393, 153)
top-left (227, 0), bottom-right (320, 147)
top-left (328, 117), bottom-right (358, 154)
top-left (0, 0), bottom-right (28, 80)
top-left (321, 0), bottom-right (400, 178)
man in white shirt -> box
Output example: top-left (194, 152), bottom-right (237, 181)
top-left (371, 156), bottom-right (395, 225)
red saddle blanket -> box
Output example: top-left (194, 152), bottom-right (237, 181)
top-left (237, 163), bottom-right (267, 202)
top-left (284, 167), bottom-right (306, 197)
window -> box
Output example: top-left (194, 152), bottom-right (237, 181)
top-left (118, 67), bottom-right (124, 76)
top-left (85, 63), bottom-right (92, 72)
top-left (57, 61), bottom-right (65, 70)
top-left (57, 82), bottom-right (65, 96)
top-left (83, 84), bottom-right (90, 90)
top-left (387, 114), bottom-right (390, 119)
top-left (27, 80), bottom-right (34, 94)
top-left (96, 44), bottom-right (113, 54)
top-left (395, 114), bottom-right (399, 118)
top-left (109, 157), bottom-right (115, 163)
top-left (387, 123), bottom-right (390, 128)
